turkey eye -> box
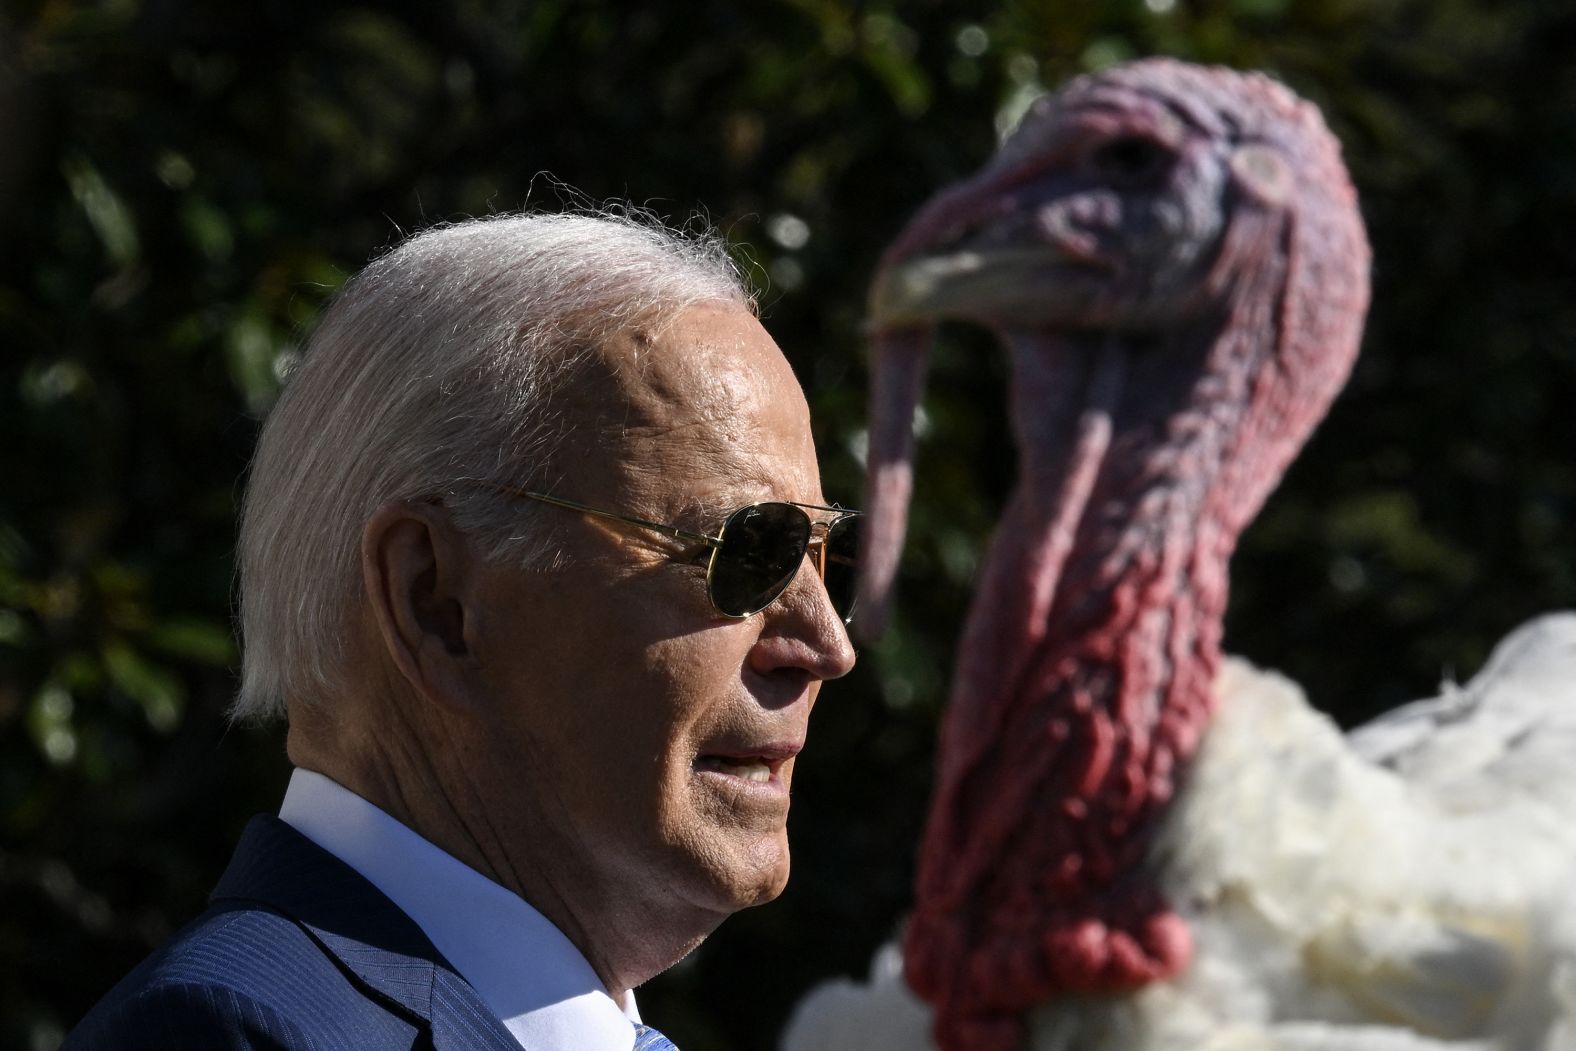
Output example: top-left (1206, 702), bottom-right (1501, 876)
top-left (1090, 136), bottom-right (1170, 181)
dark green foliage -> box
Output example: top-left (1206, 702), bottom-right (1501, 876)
top-left (2, 2), bottom-right (1573, 1048)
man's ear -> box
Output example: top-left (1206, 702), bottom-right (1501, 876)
top-left (361, 499), bottom-right (484, 714)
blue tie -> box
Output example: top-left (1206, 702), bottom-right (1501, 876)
top-left (633, 1022), bottom-right (679, 1050)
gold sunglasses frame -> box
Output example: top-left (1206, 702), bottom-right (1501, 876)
top-left (472, 482), bottom-right (861, 621)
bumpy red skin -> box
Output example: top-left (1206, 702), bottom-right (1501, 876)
top-left (863, 61), bottom-right (1372, 1051)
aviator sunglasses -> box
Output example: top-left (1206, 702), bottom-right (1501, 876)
top-left (473, 483), bottom-right (862, 624)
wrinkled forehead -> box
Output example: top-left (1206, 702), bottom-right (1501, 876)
top-left (560, 304), bottom-right (819, 503)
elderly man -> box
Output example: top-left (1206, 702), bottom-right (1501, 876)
top-left (65, 213), bottom-right (858, 1050)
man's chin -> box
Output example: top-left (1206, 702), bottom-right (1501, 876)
top-left (746, 839), bottom-right (791, 906)
top-left (667, 786), bottom-right (793, 908)
top-left (704, 831), bottom-right (792, 912)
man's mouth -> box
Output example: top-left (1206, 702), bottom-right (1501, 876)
top-left (692, 742), bottom-right (803, 790)
top-left (694, 756), bottom-right (776, 783)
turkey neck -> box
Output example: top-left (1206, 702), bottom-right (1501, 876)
top-left (904, 305), bottom-right (1275, 1049)
top-left (942, 323), bottom-right (1237, 786)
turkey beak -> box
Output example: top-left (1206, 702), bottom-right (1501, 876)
top-left (870, 241), bottom-right (1096, 330)
top-left (869, 250), bottom-right (1002, 327)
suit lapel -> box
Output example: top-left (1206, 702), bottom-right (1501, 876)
top-left (429, 968), bottom-right (533, 1051)
top-left (211, 816), bottom-right (520, 1050)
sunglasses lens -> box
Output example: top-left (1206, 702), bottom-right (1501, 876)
top-left (709, 503), bottom-right (812, 617)
top-left (823, 516), bottom-right (860, 624)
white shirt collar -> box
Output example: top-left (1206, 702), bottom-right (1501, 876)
top-left (279, 768), bottom-right (639, 1051)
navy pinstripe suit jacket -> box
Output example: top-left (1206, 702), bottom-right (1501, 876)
top-left (63, 815), bottom-right (521, 1050)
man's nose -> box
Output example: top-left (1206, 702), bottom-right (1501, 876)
top-left (748, 562), bottom-right (857, 681)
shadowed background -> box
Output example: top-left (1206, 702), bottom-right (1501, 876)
top-left (2, 2), bottom-right (1573, 1049)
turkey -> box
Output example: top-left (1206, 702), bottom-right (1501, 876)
top-left (782, 58), bottom-right (1576, 1051)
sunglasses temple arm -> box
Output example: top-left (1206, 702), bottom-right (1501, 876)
top-left (809, 537), bottom-right (827, 578)
top-left (480, 483), bottom-right (723, 548)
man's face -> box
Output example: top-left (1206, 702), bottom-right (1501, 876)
top-left (467, 303), bottom-right (856, 936)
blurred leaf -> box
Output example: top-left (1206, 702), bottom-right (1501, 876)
top-left (61, 155), bottom-right (139, 269)
top-left (179, 198), bottom-right (234, 263)
top-left (1324, 490), bottom-right (1476, 582)
top-left (101, 642), bottom-right (184, 733)
top-left (224, 310), bottom-right (291, 414)
top-left (0, 607), bottom-right (34, 645)
top-left (143, 619), bottom-right (234, 667)
top-left (27, 683), bottom-right (77, 766)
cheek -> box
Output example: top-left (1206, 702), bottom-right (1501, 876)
top-left (648, 625), bottom-right (755, 715)
top-left (611, 631), bottom-right (753, 796)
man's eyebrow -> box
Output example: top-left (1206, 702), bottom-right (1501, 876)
top-left (669, 463), bottom-right (786, 527)
top-left (671, 497), bottom-right (732, 531)
top-left (672, 490), bottom-right (751, 529)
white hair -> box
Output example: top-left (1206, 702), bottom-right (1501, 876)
top-left (233, 211), bottom-right (754, 722)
